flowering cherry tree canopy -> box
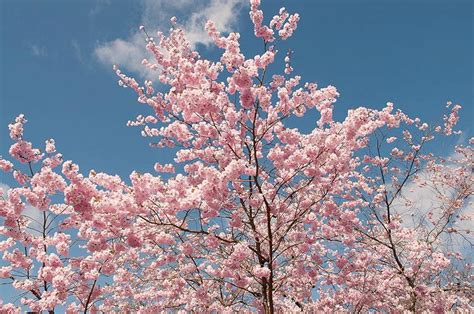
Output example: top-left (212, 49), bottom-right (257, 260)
top-left (1, 0), bottom-right (472, 312)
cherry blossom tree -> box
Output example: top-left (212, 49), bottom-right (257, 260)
top-left (1, 0), bottom-right (472, 312)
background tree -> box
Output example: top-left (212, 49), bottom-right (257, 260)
top-left (1, 0), bottom-right (472, 312)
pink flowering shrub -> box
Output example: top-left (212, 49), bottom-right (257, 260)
top-left (1, 1), bottom-right (472, 313)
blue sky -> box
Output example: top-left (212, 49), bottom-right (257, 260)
top-left (1, 0), bottom-right (472, 183)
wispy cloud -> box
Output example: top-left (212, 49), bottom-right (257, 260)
top-left (142, 0), bottom-right (245, 47)
top-left (94, 0), bottom-right (246, 79)
top-left (0, 183), bottom-right (9, 197)
top-left (0, 183), bottom-right (44, 236)
top-left (88, 0), bottom-right (112, 18)
top-left (27, 44), bottom-right (47, 57)
top-left (71, 39), bottom-right (84, 64)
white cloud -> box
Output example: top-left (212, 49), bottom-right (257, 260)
top-left (95, 32), bottom-right (153, 79)
top-left (181, 0), bottom-right (245, 47)
top-left (391, 153), bottom-right (473, 257)
top-left (94, 0), bottom-right (246, 79)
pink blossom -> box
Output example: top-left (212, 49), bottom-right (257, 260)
top-left (126, 233), bottom-right (142, 248)
top-left (45, 139), bottom-right (56, 154)
top-left (386, 136), bottom-right (397, 143)
top-left (0, 158), bottom-right (13, 172)
top-left (8, 114), bottom-right (26, 140)
top-left (154, 162), bottom-right (175, 173)
top-left (253, 266), bottom-right (271, 278)
top-left (9, 140), bottom-right (42, 163)
top-left (0, 266), bottom-right (12, 278)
